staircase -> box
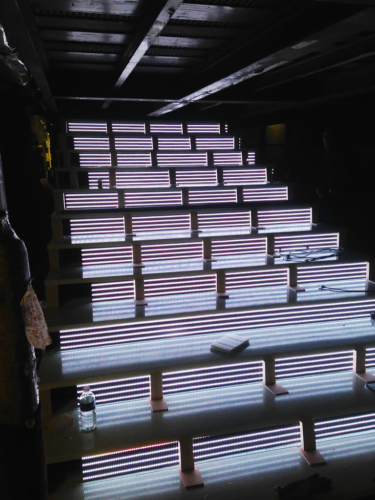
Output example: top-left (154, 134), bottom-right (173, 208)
top-left (42, 120), bottom-right (375, 499)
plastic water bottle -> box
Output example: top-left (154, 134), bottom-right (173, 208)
top-left (79, 386), bottom-right (97, 432)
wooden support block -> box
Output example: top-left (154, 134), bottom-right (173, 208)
top-left (45, 284), bottom-right (59, 308)
top-left (181, 188), bottom-right (189, 206)
top-left (169, 168), bottom-right (177, 187)
top-left (109, 169), bottom-right (116, 188)
top-left (53, 192), bottom-right (65, 212)
top-left (190, 212), bottom-right (199, 232)
top-left (299, 419), bottom-right (325, 465)
top-left (40, 389), bottom-right (52, 424)
top-left (69, 171), bottom-right (79, 188)
top-left (265, 383), bottom-right (289, 396)
top-left (288, 265), bottom-right (298, 288)
top-left (48, 248), bottom-right (60, 270)
top-left (354, 347), bottom-right (366, 375)
top-left (124, 215), bottom-right (133, 235)
top-left (118, 190), bottom-right (125, 209)
top-left (216, 271), bottom-right (229, 298)
top-left (203, 239), bottom-right (215, 262)
top-left (178, 437), bottom-right (204, 488)
top-left (263, 359), bottom-right (288, 396)
top-left (51, 218), bottom-right (63, 238)
top-left (356, 372), bottom-right (375, 383)
top-left (216, 168), bottom-right (224, 186)
top-left (236, 187), bottom-right (244, 204)
top-left (300, 448), bottom-right (327, 466)
top-left (179, 468), bottom-right (204, 488)
top-left (149, 373), bottom-right (168, 412)
top-left (134, 278), bottom-right (148, 306)
top-left (132, 243), bottom-right (144, 268)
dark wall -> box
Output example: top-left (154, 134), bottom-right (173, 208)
top-left (0, 91), bottom-right (54, 298)
top-left (236, 106), bottom-right (375, 256)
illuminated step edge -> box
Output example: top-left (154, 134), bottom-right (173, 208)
top-left (77, 362), bottom-right (263, 406)
top-left (67, 122), bottom-right (228, 135)
top-left (62, 187), bottom-right (290, 210)
top-left (59, 298), bottom-right (375, 350)
top-left (315, 411), bottom-right (375, 442)
top-left (88, 269), bottom-right (289, 302)
top-left (81, 424), bottom-right (299, 482)
top-left (75, 350), bottom-right (355, 409)
top-left (85, 169), bottom-right (268, 189)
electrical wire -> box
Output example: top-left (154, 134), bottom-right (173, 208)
top-left (275, 247), bottom-right (345, 262)
top-left (319, 285), bottom-right (375, 293)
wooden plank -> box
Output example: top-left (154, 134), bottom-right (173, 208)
top-left (44, 372), bottom-right (375, 464)
top-left (31, 0), bottom-right (142, 16)
top-left (103, 0), bottom-right (185, 108)
top-left (173, 4), bottom-right (270, 24)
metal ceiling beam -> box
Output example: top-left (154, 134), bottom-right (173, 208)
top-left (1, 0), bottom-right (57, 113)
top-left (102, 0), bottom-right (184, 110)
top-left (148, 5), bottom-right (369, 117)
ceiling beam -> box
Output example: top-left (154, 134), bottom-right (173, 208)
top-left (148, 6), bottom-right (370, 117)
top-left (102, 0), bottom-right (184, 109)
top-left (0, 0), bottom-right (57, 113)
top-left (56, 96), bottom-right (300, 105)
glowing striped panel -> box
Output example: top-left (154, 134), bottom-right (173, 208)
top-left (73, 137), bottom-right (110, 150)
top-left (116, 171), bottom-right (170, 188)
top-left (141, 241), bottom-right (202, 262)
top-left (187, 124), bottom-right (220, 134)
top-left (81, 247), bottom-right (133, 266)
top-left (188, 189), bottom-right (237, 205)
top-left (213, 152), bottom-right (243, 166)
top-left (226, 268), bottom-right (288, 290)
top-left (60, 298), bottom-right (375, 349)
top-left (297, 262), bottom-right (368, 284)
top-left (132, 214), bottom-right (190, 233)
top-left (70, 218), bottom-right (125, 237)
top-left (64, 193), bottom-right (118, 210)
top-left (176, 170), bottom-right (217, 186)
top-left (77, 376), bottom-right (149, 406)
top-left (78, 153), bottom-right (111, 167)
top-left (211, 238), bottom-right (267, 258)
top-left (88, 172), bottom-right (110, 189)
top-left (196, 137), bottom-right (235, 150)
top-left (112, 123), bottom-right (146, 134)
top-left (150, 123), bottom-right (182, 134)
top-left (117, 153), bottom-right (152, 167)
top-left (157, 153), bottom-right (208, 167)
top-left (163, 361), bottom-right (263, 394)
top-left (223, 168), bottom-right (267, 185)
top-left (315, 412), bottom-right (375, 441)
top-left (144, 275), bottom-right (216, 297)
top-left (243, 187), bottom-right (288, 202)
top-left (257, 208), bottom-right (312, 227)
top-left (114, 137), bottom-right (153, 150)
top-left (365, 348), bottom-right (375, 371)
top-left (247, 152), bottom-right (256, 165)
top-left (68, 122), bottom-right (107, 133)
top-left (274, 233), bottom-right (339, 252)
top-left (91, 281), bottom-right (134, 302)
top-left (193, 424), bottom-right (301, 461)
top-left (275, 351), bottom-right (353, 379)
top-left (124, 191), bottom-right (181, 208)
top-left (157, 137), bottom-right (191, 150)
top-left (197, 211), bottom-right (251, 230)
top-left (82, 442), bottom-right (179, 482)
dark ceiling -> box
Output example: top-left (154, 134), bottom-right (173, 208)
top-left (1, 0), bottom-right (375, 122)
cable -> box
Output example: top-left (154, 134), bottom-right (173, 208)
top-left (319, 285), bottom-right (375, 293)
top-left (275, 247), bottom-right (345, 263)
